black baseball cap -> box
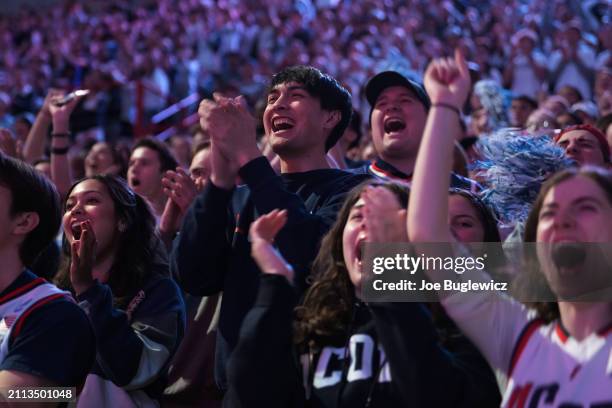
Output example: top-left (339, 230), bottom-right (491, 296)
top-left (365, 71), bottom-right (431, 110)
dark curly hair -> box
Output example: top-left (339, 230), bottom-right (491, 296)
top-left (293, 181), bottom-right (409, 350)
top-left (55, 175), bottom-right (167, 308)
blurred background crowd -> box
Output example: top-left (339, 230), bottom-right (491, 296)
top-left (0, 0), bottom-right (610, 163)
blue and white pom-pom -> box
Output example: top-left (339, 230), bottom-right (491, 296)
top-left (473, 80), bottom-right (510, 131)
top-left (473, 129), bottom-right (574, 226)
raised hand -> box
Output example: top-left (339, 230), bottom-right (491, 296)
top-left (40, 88), bottom-right (63, 120)
top-left (249, 209), bottom-right (294, 280)
top-left (424, 49), bottom-right (471, 109)
top-left (49, 92), bottom-right (84, 133)
top-left (198, 93), bottom-right (260, 168)
top-left (70, 220), bottom-right (97, 295)
top-left (162, 167), bottom-right (198, 214)
top-left (361, 186), bottom-right (407, 243)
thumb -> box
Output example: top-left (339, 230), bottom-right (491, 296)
top-left (455, 48), bottom-right (469, 78)
top-left (234, 95), bottom-right (248, 110)
top-left (213, 92), bottom-right (230, 106)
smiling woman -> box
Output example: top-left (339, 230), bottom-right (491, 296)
top-left (55, 175), bottom-right (185, 407)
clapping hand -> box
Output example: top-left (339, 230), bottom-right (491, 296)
top-left (249, 209), bottom-right (294, 281)
top-left (70, 220), bottom-right (96, 296)
top-left (361, 186), bottom-right (408, 244)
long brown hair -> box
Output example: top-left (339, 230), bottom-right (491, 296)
top-left (55, 175), bottom-right (167, 308)
top-left (522, 166), bottom-right (612, 322)
top-left (293, 181), bottom-right (409, 350)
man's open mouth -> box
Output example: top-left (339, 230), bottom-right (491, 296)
top-left (384, 118), bottom-right (406, 133)
top-left (271, 117), bottom-right (295, 132)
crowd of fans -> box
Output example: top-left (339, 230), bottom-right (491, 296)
top-left (0, 0), bottom-right (610, 141)
top-left (0, 0), bottom-right (611, 407)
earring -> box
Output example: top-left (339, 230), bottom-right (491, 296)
top-left (118, 222), bottom-right (127, 233)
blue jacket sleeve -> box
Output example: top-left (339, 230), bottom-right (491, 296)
top-left (226, 274), bottom-right (305, 408)
top-left (77, 276), bottom-right (185, 388)
top-left (369, 302), bottom-right (501, 407)
top-left (171, 181), bottom-right (235, 296)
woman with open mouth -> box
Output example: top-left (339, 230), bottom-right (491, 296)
top-left (55, 175), bottom-right (185, 407)
top-left (408, 50), bottom-right (612, 404)
top-left (224, 178), bottom-right (500, 407)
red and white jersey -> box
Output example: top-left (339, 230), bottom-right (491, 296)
top-left (503, 319), bottom-right (612, 407)
top-left (441, 270), bottom-right (612, 407)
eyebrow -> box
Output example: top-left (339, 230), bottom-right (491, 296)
top-left (572, 196), bottom-right (603, 206)
top-left (452, 214), bottom-right (477, 220)
top-left (543, 196), bottom-right (603, 208)
top-left (68, 190), bottom-right (103, 199)
top-left (559, 136), bottom-right (597, 144)
top-left (269, 85), bottom-right (308, 95)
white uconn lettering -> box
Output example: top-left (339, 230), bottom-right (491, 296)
top-left (347, 334), bottom-right (373, 382)
top-left (313, 347), bottom-right (344, 388)
top-left (311, 334), bottom-right (391, 389)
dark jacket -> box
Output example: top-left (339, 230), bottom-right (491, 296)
top-left (171, 156), bottom-right (371, 390)
top-left (226, 275), bottom-right (501, 407)
top-left (77, 262), bottom-right (185, 403)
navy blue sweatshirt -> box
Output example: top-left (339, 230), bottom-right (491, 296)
top-left (171, 156), bottom-right (371, 390)
top-left (76, 263), bottom-right (185, 404)
top-left (226, 275), bottom-right (501, 407)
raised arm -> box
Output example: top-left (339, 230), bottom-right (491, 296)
top-left (170, 98), bottom-right (240, 295)
top-left (22, 90), bottom-right (60, 164)
top-left (48, 93), bottom-right (83, 199)
top-left (408, 50), bottom-right (471, 243)
top-left (407, 52), bottom-right (532, 374)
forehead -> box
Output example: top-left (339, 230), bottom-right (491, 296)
top-left (68, 179), bottom-right (108, 198)
top-left (92, 142), bottom-right (111, 152)
top-left (268, 81), bottom-right (308, 94)
top-left (449, 194), bottom-right (479, 216)
top-left (377, 85), bottom-right (417, 101)
top-left (352, 197), bottom-right (365, 209)
top-left (543, 176), bottom-right (607, 205)
top-left (131, 146), bottom-right (159, 161)
top-left (557, 130), bottom-right (598, 144)
top-left (190, 148), bottom-right (211, 170)
top-left (511, 99), bottom-right (529, 108)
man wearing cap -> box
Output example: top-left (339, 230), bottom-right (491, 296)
top-left (570, 101), bottom-right (599, 125)
top-left (555, 124), bottom-right (610, 167)
top-left (354, 71), bottom-right (474, 189)
top-left (503, 28), bottom-right (547, 100)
